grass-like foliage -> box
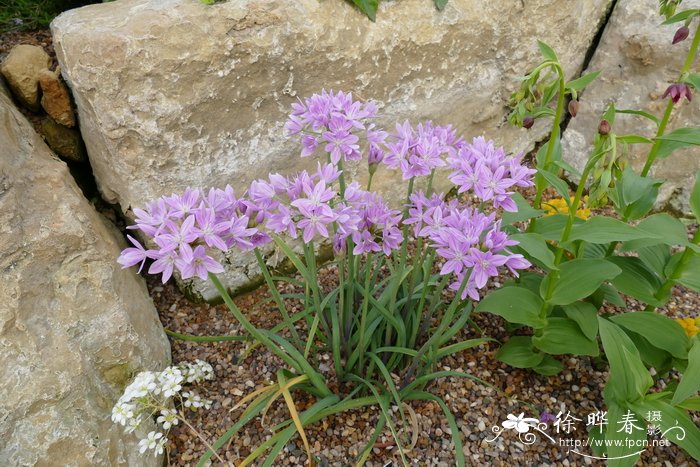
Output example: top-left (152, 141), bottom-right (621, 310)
top-left (0, 0), bottom-right (101, 33)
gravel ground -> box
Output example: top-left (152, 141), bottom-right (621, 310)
top-left (148, 245), bottom-right (699, 466)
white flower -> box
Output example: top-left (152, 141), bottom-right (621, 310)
top-left (124, 371), bottom-right (158, 400)
top-left (180, 360), bottom-right (215, 383)
top-left (182, 391), bottom-right (205, 409)
top-left (138, 431), bottom-right (163, 454)
top-left (111, 402), bottom-right (135, 426)
top-left (161, 379), bottom-right (183, 398)
top-left (157, 409), bottom-right (179, 430)
top-left (125, 414), bottom-right (143, 434)
top-left (154, 437), bottom-right (166, 455)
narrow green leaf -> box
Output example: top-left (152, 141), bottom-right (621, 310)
top-left (661, 8), bottom-right (700, 24)
top-left (604, 403), bottom-right (645, 467)
top-left (537, 40), bottom-right (559, 61)
top-left (566, 70), bottom-right (601, 91)
top-left (616, 108), bottom-right (660, 125)
top-left (677, 396), bottom-right (700, 411)
top-left (552, 159), bottom-right (582, 178)
top-left (656, 127), bottom-right (700, 159)
top-left (685, 72), bottom-right (700, 91)
top-left (690, 170), bottom-right (700, 222)
top-left (672, 339), bottom-right (700, 405)
top-left (547, 259), bottom-right (621, 306)
top-left (616, 135), bottom-right (653, 144)
top-left (532, 317), bottom-right (600, 356)
top-left (561, 302), bottom-right (599, 340)
top-left (351, 0), bottom-right (378, 20)
top-left (495, 336), bottom-right (545, 368)
top-left (434, 0), bottom-right (449, 10)
top-left (476, 287), bottom-right (546, 328)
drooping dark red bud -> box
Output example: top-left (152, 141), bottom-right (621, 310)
top-left (673, 26), bottom-right (690, 44)
top-left (522, 116), bottom-right (535, 129)
top-left (568, 100), bottom-right (579, 118)
top-left (598, 119), bottom-right (611, 136)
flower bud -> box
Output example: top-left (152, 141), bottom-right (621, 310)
top-left (568, 99), bottom-right (579, 118)
top-left (673, 26), bottom-right (690, 44)
top-left (367, 145), bottom-right (384, 175)
top-left (522, 116), bottom-right (535, 129)
top-left (598, 119), bottom-right (611, 136)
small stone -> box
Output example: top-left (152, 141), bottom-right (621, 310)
top-left (41, 117), bottom-right (86, 162)
top-left (39, 68), bottom-right (76, 127)
top-left (0, 44), bottom-right (51, 111)
top-left (245, 380), bottom-right (255, 388)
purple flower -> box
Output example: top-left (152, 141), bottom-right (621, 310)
top-left (663, 83), bottom-right (692, 104)
top-left (118, 235), bottom-right (150, 273)
top-left (176, 245), bottom-right (224, 280)
top-left (148, 249), bottom-right (178, 283)
top-left (353, 230), bottom-right (381, 255)
top-left (165, 188), bottom-right (200, 218)
top-left (194, 208), bottom-right (229, 251)
top-left (297, 204), bottom-right (336, 243)
top-left (467, 249), bottom-right (509, 289)
top-left (540, 412), bottom-right (557, 425)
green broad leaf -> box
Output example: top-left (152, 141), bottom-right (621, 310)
top-left (598, 318), bottom-right (653, 403)
top-left (616, 135), bottom-right (653, 145)
top-left (504, 271), bottom-right (544, 296)
top-left (434, 0), bottom-right (449, 10)
top-left (537, 40), bottom-right (559, 62)
top-left (532, 317), bottom-right (599, 356)
top-left (566, 70), bottom-right (600, 92)
top-left (685, 73), bottom-right (700, 92)
top-left (587, 423), bottom-right (607, 456)
top-left (635, 244), bottom-right (672, 280)
top-left (616, 108), bottom-right (660, 126)
top-left (568, 216), bottom-right (659, 244)
top-left (476, 287), bottom-right (546, 328)
top-left (602, 103), bottom-right (616, 126)
top-left (690, 170), bottom-right (700, 222)
top-left (583, 242), bottom-right (610, 258)
top-left (351, 0), bottom-right (378, 20)
top-left (607, 256), bottom-right (664, 306)
top-left (625, 329), bottom-right (673, 372)
top-left (629, 398), bottom-right (700, 461)
top-left (538, 169), bottom-right (571, 201)
top-left (496, 336), bottom-right (545, 368)
top-left (502, 192), bottom-right (543, 224)
top-left (530, 213), bottom-right (572, 240)
top-left (545, 258), bottom-right (621, 306)
top-left (510, 232), bottom-right (557, 271)
top-left (674, 253), bottom-right (700, 293)
top-left (590, 283), bottom-right (626, 308)
top-left (604, 403), bottom-right (645, 467)
top-left (535, 136), bottom-right (562, 167)
top-left (661, 8), bottom-right (700, 24)
top-left (561, 302), bottom-right (599, 340)
top-left (635, 214), bottom-right (690, 247)
top-left (656, 128), bottom-right (700, 159)
top-left (610, 312), bottom-right (688, 359)
top-left (529, 105), bottom-right (556, 118)
top-left (533, 354), bottom-right (564, 375)
top-left (609, 168), bottom-right (663, 220)
top-left (672, 339), bottom-right (700, 405)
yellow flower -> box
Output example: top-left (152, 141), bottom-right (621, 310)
top-left (542, 196), bottom-right (591, 220)
top-left (676, 317), bottom-right (700, 338)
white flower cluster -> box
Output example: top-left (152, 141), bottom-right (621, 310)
top-left (111, 360), bottom-right (215, 456)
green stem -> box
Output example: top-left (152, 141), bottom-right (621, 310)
top-left (532, 63), bottom-right (567, 212)
top-left (646, 229), bottom-right (700, 311)
top-left (357, 254), bottom-right (374, 376)
top-left (642, 22), bottom-right (700, 177)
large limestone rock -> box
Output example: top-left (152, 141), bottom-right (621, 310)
top-left (0, 92), bottom-right (170, 464)
top-left (0, 44), bottom-right (51, 111)
top-left (562, 0), bottom-right (700, 213)
top-left (52, 0), bottom-right (613, 300)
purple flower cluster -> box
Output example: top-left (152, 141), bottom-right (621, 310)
top-left (407, 191), bottom-right (531, 300)
top-left (119, 91), bottom-right (536, 296)
top-left (447, 137), bottom-right (536, 211)
top-left (384, 121), bottom-right (462, 180)
top-left (118, 187), bottom-right (268, 282)
top-left (285, 90), bottom-right (387, 164)
top-left (245, 163), bottom-right (402, 256)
